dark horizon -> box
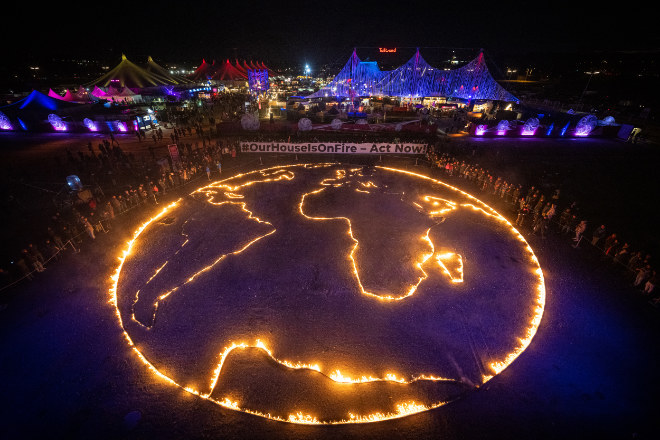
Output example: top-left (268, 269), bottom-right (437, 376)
top-left (3, 1), bottom-right (658, 67)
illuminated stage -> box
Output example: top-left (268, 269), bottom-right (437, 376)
top-left (111, 163), bottom-right (544, 424)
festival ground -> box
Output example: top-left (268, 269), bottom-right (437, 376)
top-left (0, 134), bottom-right (659, 439)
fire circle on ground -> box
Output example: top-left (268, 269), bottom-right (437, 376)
top-left (109, 163), bottom-right (546, 424)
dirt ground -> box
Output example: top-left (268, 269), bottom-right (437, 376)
top-left (1, 134), bottom-right (659, 439)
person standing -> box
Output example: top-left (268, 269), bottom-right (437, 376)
top-left (573, 220), bottom-right (587, 248)
top-left (216, 161), bottom-right (222, 176)
top-left (591, 225), bottom-right (607, 247)
top-left (22, 249), bottom-right (44, 273)
top-left (81, 217), bottom-right (95, 240)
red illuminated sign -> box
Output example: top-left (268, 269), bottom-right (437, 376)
top-left (379, 48), bottom-right (397, 53)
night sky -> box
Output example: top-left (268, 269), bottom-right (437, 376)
top-left (4, 1), bottom-right (658, 68)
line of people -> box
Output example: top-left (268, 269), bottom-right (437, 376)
top-left (427, 151), bottom-right (657, 303)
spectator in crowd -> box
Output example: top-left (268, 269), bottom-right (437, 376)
top-left (591, 225), bottom-right (607, 247)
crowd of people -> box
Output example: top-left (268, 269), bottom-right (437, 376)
top-left (0, 100), bottom-right (657, 309)
top-left (426, 149), bottom-right (658, 303)
top-left (0, 123), bottom-right (246, 292)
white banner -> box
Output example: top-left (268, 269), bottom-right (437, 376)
top-left (240, 142), bottom-right (427, 155)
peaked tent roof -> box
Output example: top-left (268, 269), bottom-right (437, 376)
top-left (260, 61), bottom-right (277, 76)
top-left (48, 89), bottom-right (65, 100)
top-left (307, 50), bottom-right (363, 98)
top-left (91, 86), bottom-right (109, 98)
top-left (145, 56), bottom-right (193, 84)
top-left (440, 52), bottom-right (518, 102)
top-left (74, 86), bottom-right (92, 102)
top-left (378, 49), bottom-right (441, 97)
top-left (62, 90), bottom-right (76, 101)
top-left (0, 90), bottom-right (84, 117)
top-left (306, 49), bottom-right (517, 101)
top-left (189, 59), bottom-right (213, 81)
top-left (212, 59), bottom-right (248, 81)
top-left (84, 54), bottom-right (177, 89)
top-left (118, 87), bottom-right (138, 96)
top-left (234, 59), bottom-right (247, 74)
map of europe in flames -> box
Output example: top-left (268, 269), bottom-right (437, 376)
top-left (111, 163), bottom-right (545, 424)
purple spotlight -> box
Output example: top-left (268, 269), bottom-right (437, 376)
top-left (116, 121), bottom-right (127, 132)
top-left (475, 124), bottom-right (487, 136)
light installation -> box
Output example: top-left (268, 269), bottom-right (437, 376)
top-left (0, 111), bottom-right (12, 130)
top-left (110, 164), bottom-right (545, 425)
top-left (83, 118), bottom-right (98, 132)
top-left (307, 49), bottom-right (518, 102)
top-left (521, 118), bottom-right (539, 136)
top-left (475, 124), bottom-right (487, 136)
top-left (575, 114), bottom-right (597, 137)
top-left (601, 116), bottom-right (615, 126)
top-left (545, 122), bottom-right (554, 136)
top-left (248, 69), bottom-right (269, 92)
top-left (48, 113), bottom-right (66, 131)
top-left (496, 120), bottom-right (510, 135)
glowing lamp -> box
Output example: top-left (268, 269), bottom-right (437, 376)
top-left (475, 124), bottom-right (487, 136)
top-left (66, 175), bottom-right (83, 191)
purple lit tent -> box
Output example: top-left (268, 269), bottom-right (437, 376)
top-left (307, 49), bottom-right (517, 102)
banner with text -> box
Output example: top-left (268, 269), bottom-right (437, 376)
top-left (240, 142), bottom-right (427, 155)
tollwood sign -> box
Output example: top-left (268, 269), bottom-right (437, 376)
top-left (240, 142), bottom-right (428, 155)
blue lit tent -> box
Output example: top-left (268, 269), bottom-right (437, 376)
top-left (307, 49), bottom-right (517, 102)
top-left (439, 52), bottom-right (518, 102)
top-left (377, 49), bottom-right (442, 98)
top-left (0, 90), bottom-right (104, 131)
top-left (307, 50), bottom-right (362, 98)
